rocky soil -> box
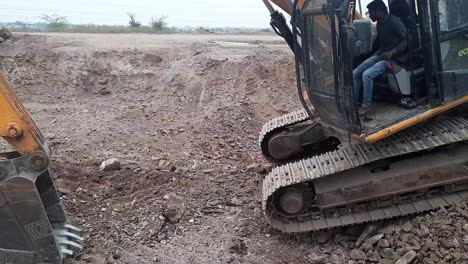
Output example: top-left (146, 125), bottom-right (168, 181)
top-left (0, 33), bottom-right (467, 264)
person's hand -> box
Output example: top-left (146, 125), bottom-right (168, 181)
top-left (380, 51), bottom-right (393, 61)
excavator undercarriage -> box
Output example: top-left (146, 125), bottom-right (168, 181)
top-left (0, 74), bottom-right (81, 263)
top-left (260, 110), bottom-right (468, 232)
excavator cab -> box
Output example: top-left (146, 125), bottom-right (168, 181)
top-left (0, 74), bottom-right (81, 263)
top-left (295, 0), bottom-right (468, 140)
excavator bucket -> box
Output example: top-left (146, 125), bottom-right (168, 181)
top-left (0, 73), bottom-right (81, 263)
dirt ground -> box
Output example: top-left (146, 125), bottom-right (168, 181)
top-left (1, 33), bottom-right (468, 264)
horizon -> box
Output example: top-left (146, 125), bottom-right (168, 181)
top-left (0, 0), bottom-right (386, 29)
top-left (0, 0), bottom-right (271, 28)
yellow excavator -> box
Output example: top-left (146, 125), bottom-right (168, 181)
top-left (260, 0), bottom-right (468, 232)
top-left (0, 74), bottom-right (81, 263)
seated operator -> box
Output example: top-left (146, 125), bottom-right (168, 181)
top-left (353, 0), bottom-right (408, 115)
top-left (389, 0), bottom-right (419, 48)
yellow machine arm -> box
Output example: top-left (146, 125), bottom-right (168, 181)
top-left (0, 73), bottom-right (81, 263)
top-left (0, 73), bottom-right (48, 155)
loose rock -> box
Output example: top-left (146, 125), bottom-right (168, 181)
top-left (228, 238), bottom-right (248, 255)
top-left (314, 230), bottom-right (333, 244)
top-left (99, 158), bottom-right (121, 171)
top-left (401, 220), bottom-right (413, 232)
top-left (395, 250), bottom-right (417, 264)
top-left (350, 248), bottom-right (367, 260)
top-left (163, 193), bottom-right (186, 223)
top-left (306, 252), bottom-right (328, 263)
top-left (377, 239), bottom-right (390, 248)
top-left (356, 221), bottom-right (382, 247)
top-left (379, 248), bottom-right (399, 259)
top-left (361, 233), bottom-right (384, 250)
top-left (0, 28), bottom-right (11, 40)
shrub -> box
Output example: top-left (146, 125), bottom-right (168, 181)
top-left (41, 13), bottom-right (68, 29)
top-left (127, 13), bottom-right (141, 28)
top-left (149, 16), bottom-right (167, 30)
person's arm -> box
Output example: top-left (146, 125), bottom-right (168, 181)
top-left (371, 34), bottom-right (381, 55)
top-left (389, 18), bottom-right (408, 56)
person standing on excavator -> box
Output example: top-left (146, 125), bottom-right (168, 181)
top-left (353, 0), bottom-right (408, 115)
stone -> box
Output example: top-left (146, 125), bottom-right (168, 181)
top-left (228, 238), bottom-right (247, 255)
top-left (112, 252), bottom-right (121, 260)
top-left (368, 250), bottom-right (381, 262)
top-left (329, 253), bottom-right (342, 263)
top-left (350, 249), bottom-right (367, 260)
top-left (98, 79), bottom-right (109, 85)
top-left (380, 225), bottom-right (394, 236)
top-left (362, 233), bottom-right (384, 250)
top-left (453, 238), bottom-right (460, 248)
top-left (306, 252), bottom-right (328, 263)
top-left (99, 158), bottom-right (121, 171)
top-left (0, 28), bottom-right (11, 40)
top-left (258, 163), bottom-right (273, 175)
top-left (246, 162), bottom-right (260, 171)
top-left (463, 224), bottom-right (468, 232)
top-left (401, 221), bottom-right (413, 232)
top-left (228, 196), bottom-right (242, 206)
top-left (356, 221), bottom-right (383, 247)
top-left (377, 239), bottom-right (390, 248)
top-left (379, 248), bottom-right (399, 259)
top-left (98, 88), bottom-right (111, 95)
top-left (395, 250), bottom-right (417, 264)
top-left (456, 206), bottom-right (468, 219)
top-left (420, 224), bottom-right (430, 236)
top-left (442, 239), bottom-right (455, 249)
top-left (163, 193), bottom-right (186, 223)
top-left (0, 37), bottom-right (4, 43)
top-left (315, 230), bottom-right (333, 244)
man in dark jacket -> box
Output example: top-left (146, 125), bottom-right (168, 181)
top-left (353, 0), bottom-right (408, 114)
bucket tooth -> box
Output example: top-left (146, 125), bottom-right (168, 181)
top-left (60, 246), bottom-right (74, 256)
top-left (56, 236), bottom-right (83, 250)
top-left (54, 229), bottom-right (84, 241)
top-left (64, 224), bottom-right (81, 232)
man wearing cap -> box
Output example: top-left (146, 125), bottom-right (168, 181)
top-left (353, 0), bottom-right (408, 115)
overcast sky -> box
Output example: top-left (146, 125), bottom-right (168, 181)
top-left (0, 0), bottom-right (384, 28)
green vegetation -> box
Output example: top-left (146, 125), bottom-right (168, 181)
top-left (0, 12), bottom-right (271, 34)
top-left (127, 13), bottom-right (141, 28)
top-left (40, 13), bottom-right (69, 29)
top-left (150, 16), bottom-right (167, 30)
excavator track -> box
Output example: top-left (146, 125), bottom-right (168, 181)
top-left (263, 116), bottom-right (468, 232)
top-left (259, 109), bottom-right (318, 161)
top-left (258, 109), bottom-right (310, 149)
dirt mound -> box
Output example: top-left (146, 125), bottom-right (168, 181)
top-left (0, 33), bottom-right (300, 263)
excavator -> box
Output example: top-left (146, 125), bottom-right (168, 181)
top-left (0, 74), bottom-right (81, 263)
top-left (260, 0), bottom-right (468, 232)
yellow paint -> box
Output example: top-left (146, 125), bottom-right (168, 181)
top-left (0, 73), bottom-right (46, 154)
top-left (353, 95), bottom-right (468, 143)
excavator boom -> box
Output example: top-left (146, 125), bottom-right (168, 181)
top-left (0, 73), bottom-right (81, 263)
